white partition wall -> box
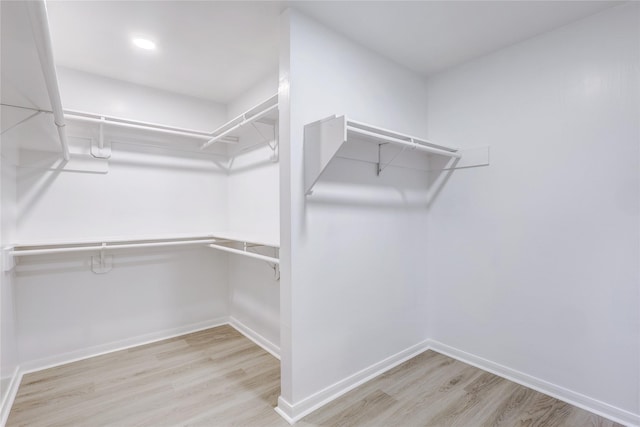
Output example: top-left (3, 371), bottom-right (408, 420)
top-left (278, 4), bottom-right (640, 424)
top-left (425, 3), bottom-right (639, 423)
top-left (278, 10), bottom-right (433, 421)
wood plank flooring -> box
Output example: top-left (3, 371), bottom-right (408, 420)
top-left (7, 325), bottom-right (621, 426)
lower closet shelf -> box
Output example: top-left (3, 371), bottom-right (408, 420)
top-left (5, 232), bottom-right (280, 271)
top-left (207, 231), bottom-right (279, 265)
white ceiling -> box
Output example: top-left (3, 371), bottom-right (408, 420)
top-left (294, 1), bottom-right (621, 77)
top-left (46, 1), bottom-right (620, 104)
top-left (46, 1), bottom-right (284, 104)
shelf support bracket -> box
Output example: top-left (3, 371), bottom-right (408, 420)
top-left (377, 143), bottom-right (408, 176)
top-left (271, 120), bottom-right (279, 163)
top-left (3, 247), bottom-right (16, 272)
top-left (91, 242), bottom-right (113, 274)
top-left (249, 121), bottom-right (279, 162)
top-left (91, 117), bottom-right (112, 159)
top-left (247, 246), bottom-right (280, 280)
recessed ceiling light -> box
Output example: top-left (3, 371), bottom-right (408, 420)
top-left (132, 37), bottom-right (156, 51)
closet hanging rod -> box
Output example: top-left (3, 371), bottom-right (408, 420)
top-left (26, 0), bottom-right (70, 161)
top-left (207, 244), bottom-right (279, 264)
top-left (10, 238), bottom-right (218, 257)
top-left (201, 94), bottom-right (279, 150)
top-left (346, 126), bottom-right (462, 159)
top-left (64, 110), bottom-right (215, 141)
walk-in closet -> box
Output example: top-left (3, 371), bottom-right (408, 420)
top-left (1, 1), bottom-right (638, 426)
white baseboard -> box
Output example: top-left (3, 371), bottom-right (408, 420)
top-left (228, 316), bottom-right (280, 360)
top-left (275, 340), bottom-right (430, 423)
top-left (426, 340), bottom-right (639, 427)
top-left (274, 339), bottom-right (639, 426)
top-left (4, 326), bottom-right (637, 427)
top-left (274, 401), bottom-right (296, 425)
top-left (19, 317), bottom-right (228, 375)
top-left (0, 366), bottom-right (22, 427)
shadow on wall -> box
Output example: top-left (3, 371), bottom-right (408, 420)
top-left (426, 156), bottom-right (459, 209)
top-left (227, 157), bottom-right (278, 175)
top-left (16, 164), bottom-right (65, 228)
top-left (305, 156), bottom-right (459, 210)
top-left (15, 136), bottom-right (231, 239)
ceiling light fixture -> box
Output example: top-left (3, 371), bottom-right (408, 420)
top-left (132, 37), bottom-right (156, 51)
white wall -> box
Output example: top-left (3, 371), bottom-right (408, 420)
top-left (58, 67), bottom-right (227, 131)
top-left (426, 3), bottom-right (639, 419)
top-left (227, 70), bottom-right (279, 119)
top-left (13, 144), bottom-right (230, 364)
top-left (9, 73), bottom-right (231, 367)
top-left (279, 10), bottom-right (431, 416)
top-left (16, 143), bottom-right (228, 241)
top-left (226, 73), bottom-right (281, 352)
top-left (14, 248), bottom-right (227, 364)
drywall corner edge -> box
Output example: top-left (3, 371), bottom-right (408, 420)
top-left (426, 340), bottom-right (640, 427)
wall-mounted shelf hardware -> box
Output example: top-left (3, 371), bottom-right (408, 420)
top-left (208, 232), bottom-right (279, 249)
top-left (304, 115), bottom-right (489, 195)
top-left (207, 231), bottom-right (280, 265)
top-left (201, 94), bottom-right (278, 150)
top-left (207, 244), bottom-right (279, 265)
top-left (4, 236), bottom-right (219, 273)
top-left (64, 110), bottom-right (223, 143)
top-left (347, 120), bottom-right (461, 159)
top-left (60, 94), bottom-right (279, 158)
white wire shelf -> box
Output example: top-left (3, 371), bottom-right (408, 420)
top-left (8, 94), bottom-right (279, 161)
top-left (64, 110), bottom-right (216, 141)
top-left (4, 232), bottom-right (279, 271)
top-left (201, 94), bottom-right (279, 150)
top-left (61, 93), bottom-right (278, 156)
top-left (304, 115), bottom-right (489, 195)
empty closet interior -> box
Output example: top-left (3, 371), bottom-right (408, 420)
top-left (1, 1), bottom-right (639, 426)
top-left (2, 0), bottom-right (281, 393)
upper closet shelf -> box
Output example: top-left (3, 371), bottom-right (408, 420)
top-left (201, 94), bottom-right (279, 150)
top-left (1, 0), bottom-right (70, 159)
top-left (304, 115), bottom-right (474, 195)
top-left (59, 93), bottom-right (279, 160)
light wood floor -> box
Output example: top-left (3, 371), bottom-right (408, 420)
top-left (8, 325), bottom-right (620, 427)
